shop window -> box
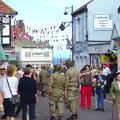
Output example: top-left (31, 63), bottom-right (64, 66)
top-left (25, 52), bottom-right (31, 58)
top-left (44, 52), bottom-right (49, 57)
top-left (76, 18), bottom-right (80, 41)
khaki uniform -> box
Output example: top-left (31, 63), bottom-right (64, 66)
top-left (48, 71), bottom-right (68, 118)
top-left (39, 69), bottom-right (48, 96)
top-left (66, 67), bottom-right (79, 114)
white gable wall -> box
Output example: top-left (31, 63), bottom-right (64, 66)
top-left (87, 0), bottom-right (120, 41)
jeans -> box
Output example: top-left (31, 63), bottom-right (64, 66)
top-left (96, 92), bottom-right (104, 108)
top-left (22, 103), bottom-right (35, 120)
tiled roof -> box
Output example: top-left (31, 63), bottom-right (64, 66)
top-left (0, 0), bottom-right (17, 15)
top-left (72, 0), bottom-right (93, 16)
top-left (14, 40), bottom-right (51, 48)
top-left (11, 25), bottom-right (33, 41)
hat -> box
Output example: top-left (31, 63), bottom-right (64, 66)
top-left (0, 65), bottom-right (7, 69)
top-left (66, 59), bottom-right (74, 67)
top-left (53, 65), bottom-right (61, 71)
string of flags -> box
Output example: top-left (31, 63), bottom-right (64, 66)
top-left (12, 20), bottom-right (72, 41)
top-left (14, 20), bottom-right (71, 35)
top-left (12, 19), bottom-right (72, 50)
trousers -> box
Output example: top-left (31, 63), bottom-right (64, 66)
top-left (67, 90), bottom-right (78, 113)
top-left (80, 86), bottom-right (92, 109)
top-left (22, 103), bottom-right (35, 120)
top-left (96, 92), bottom-right (104, 108)
top-left (49, 96), bottom-right (64, 117)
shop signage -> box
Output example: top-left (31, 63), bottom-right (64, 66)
top-left (95, 47), bottom-right (103, 52)
top-left (93, 14), bottom-right (113, 30)
top-left (32, 52), bottom-right (43, 57)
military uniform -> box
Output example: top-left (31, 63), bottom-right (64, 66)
top-left (39, 66), bottom-right (48, 97)
top-left (66, 60), bottom-right (79, 120)
top-left (48, 65), bottom-right (68, 120)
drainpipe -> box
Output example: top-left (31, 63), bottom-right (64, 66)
top-left (85, 8), bottom-right (88, 41)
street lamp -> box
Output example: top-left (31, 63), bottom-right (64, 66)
top-left (118, 6), bottom-right (120, 13)
top-left (62, 6), bottom-right (74, 61)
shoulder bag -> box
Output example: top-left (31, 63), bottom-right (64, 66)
top-left (6, 77), bottom-right (20, 105)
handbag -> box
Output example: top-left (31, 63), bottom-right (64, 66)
top-left (6, 77), bottom-right (20, 105)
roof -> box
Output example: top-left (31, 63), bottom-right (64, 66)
top-left (14, 40), bottom-right (53, 48)
top-left (0, 0), bottom-right (17, 15)
top-left (11, 24), bottom-right (33, 41)
top-left (72, 0), bottom-right (93, 16)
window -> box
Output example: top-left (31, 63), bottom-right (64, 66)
top-left (76, 18), bottom-right (80, 41)
top-left (44, 52), bottom-right (49, 57)
top-left (25, 52), bottom-right (31, 58)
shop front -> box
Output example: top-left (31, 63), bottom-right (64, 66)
top-left (89, 43), bottom-right (117, 72)
top-left (20, 48), bottom-right (53, 67)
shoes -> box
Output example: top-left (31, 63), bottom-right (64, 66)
top-left (67, 113), bottom-right (78, 120)
top-left (58, 116), bottom-right (62, 120)
top-left (94, 108), bottom-right (100, 111)
top-left (49, 116), bottom-right (56, 120)
top-left (94, 108), bottom-right (105, 111)
top-left (87, 108), bottom-right (91, 110)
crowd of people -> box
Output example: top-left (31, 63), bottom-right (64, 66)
top-left (0, 61), bottom-right (120, 120)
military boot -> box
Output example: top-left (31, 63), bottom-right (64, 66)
top-left (50, 116), bottom-right (56, 120)
top-left (66, 114), bottom-right (76, 120)
top-left (58, 116), bottom-right (62, 120)
top-left (74, 113), bottom-right (78, 119)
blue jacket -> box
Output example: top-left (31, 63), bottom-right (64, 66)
top-left (95, 75), bottom-right (106, 94)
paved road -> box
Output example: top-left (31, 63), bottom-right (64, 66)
top-left (17, 96), bottom-right (117, 120)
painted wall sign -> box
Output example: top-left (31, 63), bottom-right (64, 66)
top-left (93, 14), bottom-right (113, 30)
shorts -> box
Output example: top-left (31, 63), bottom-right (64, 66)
top-left (4, 98), bottom-right (16, 117)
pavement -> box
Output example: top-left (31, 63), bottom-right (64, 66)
top-left (106, 93), bottom-right (113, 101)
top-left (17, 95), bottom-right (117, 120)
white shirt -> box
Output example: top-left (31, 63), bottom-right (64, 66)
top-left (2, 76), bottom-right (19, 99)
top-left (103, 67), bottom-right (111, 76)
top-left (0, 75), bottom-right (5, 91)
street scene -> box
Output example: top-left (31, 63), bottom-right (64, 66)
top-left (0, 0), bottom-right (120, 120)
top-left (32, 96), bottom-right (117, 120)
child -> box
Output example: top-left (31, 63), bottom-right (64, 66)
top-left (94, 68), bottom-right (107, 111)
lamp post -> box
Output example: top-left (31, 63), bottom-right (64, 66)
top-left (60, 6), bottom-right (74, 61)
top-left (64, 6), bottom-right (74, 61)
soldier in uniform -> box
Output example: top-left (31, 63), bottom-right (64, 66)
top-left (48, 65), bottom-right (68, 120)
top-left (65, 60), bottom-right (79, 120)
top-left (39, 65), bottom-right (49, 97)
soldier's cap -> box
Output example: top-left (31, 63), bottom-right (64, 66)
top-left (53, 64), bottom-right (61, 71)
top-left (66, 59), bottom-right (74, 67)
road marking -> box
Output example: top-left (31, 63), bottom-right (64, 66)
top-left (92, 97), bottom-right (113, 104)
top-left (104, 99), bottom-right (113, 103)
